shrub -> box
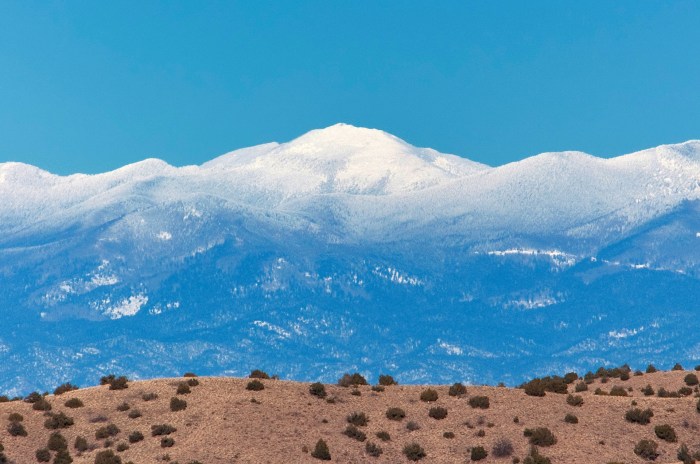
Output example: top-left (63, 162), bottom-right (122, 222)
top-left (141, 392), bottom-right (158, 401)
top-left (351, 389), bottom-right (361, 396)
top-left (127, 409), bottom-right (142, 419)
top-left (90, 415), bottom-right (108, 423)
top-left (25, 391), bottom-right (42, 403)
top-left (448, 382), bottom-right (467, 396)
top-left (646, 364), bottom-right (657, 373)
top-left (524, 427), bottom-right (557, 446)
top-left (7, 421), bottom-right (27, 436)
top-left (492, 438), bottom-right (514, 457)
top-left (524, 446), bottom-right (552, 464)
top-left (403, 442), bottom-right (426, 461)
top-left (343, 424), bottom-right (366, 442)
top-left (309, 382), bottom-right (326, 398)
top-left (53, 450), bottom-right (73, 464)
top-left (94, 450), bottom-right (122, 464)
top-left (116, 443), bottom-right (129, 452)
top-left (128, 431), bottom-right (144, 443)
top-left (564, 413), bottom-right (578, 424)
top-left (176, 382), bottom-right (191, 394)
top-left (75, 436), bottom-right (88, 452)
top-left (187, 378), bottom-right (199, 387)
top-left (469, 396), bottom-right (490, 409)
top-left (428, 406), bottom-right (447, 420)
top-left (634, 439), bottom-right (659, 460)
top-left (151, 424), bottom-right (177, 436)
top-left (99, 375), bottom-right (115, 385)
top-left (378, 375), bottom-right (397, 386)
top-left (419, 388), bottom-right (438, 402)
top-left (386, 407), bottom-right (406, 421)
top-left (8, 412), bottom-right (23, 422)
top-left (54, 383), bottom-right (79, 396)
top-left (160, 437), bottom-right (175, 447)
top-left (677, 443), bottom-right (695, 464)
top-left (521, 376), bottom-right (568, 395)
top-left (678, 386), bottom-right (693, 396)
top-left (95, 424), bottom-right (120, 439)
top-left (443, 431), bottom-right (455, 438)
top-left (642, 384), bottom-right (655, 396)
top-left (371, 385), bottom-right (384, 392)
top-left (471, 446), bottom-right (488, 461)
top-left (365, 441), bottom-right (383, 457)
top-left (36, 448), bottom-right (51, 462)
top-left (523, 379), bottom-right (546, 397)
top-left (655, 424), bottom-right (677, 442)
top-left (33, 398), bottom-right (52, 411)
top-left (116, 402), bottom-right (130, 412)
top-left (376, 431), bottom-right (390, 441)
top-left (311, 439), bottom-right (331, 460)
top-left (48, 432), bottom-right (68, 451)
top-left (566, 394), bottom-right (583, 407)
top-left (574, 382), bottom-right (588, 392)
top-left (246, 380), bottom-right (264, 391)
top-left (108, 376), bottom-right (129, 390)
top-left (685, 373), bottom-right (699, 386)
top-left (406, 421), bottom-right (420, 431)
top-left (347, 412), bottom-right (368, 426)
top-left (64, 398), bottom-right (83, 408)
top-left (249, 369), bottom-right (270, 379)
top-left (170, 397), bottom-right (187, 412)
top-left (44, 412), bottom-right (74, 429)
top-left (609, 386), bottom-right (628, 396)
top-left (625, 408), bottom-right (654, 425)
top-left (673, 363), bottom-right (684, 371)
top-left (338, 373), bottom-right (368, 387)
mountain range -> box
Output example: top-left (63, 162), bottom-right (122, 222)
top-left (1, 124), bottom-right (699, 395)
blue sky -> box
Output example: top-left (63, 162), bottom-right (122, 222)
top-left (1, 1), bottom-right (699, 174)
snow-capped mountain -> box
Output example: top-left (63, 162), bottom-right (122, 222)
top-left (1, 124), bottom-right (699, 394)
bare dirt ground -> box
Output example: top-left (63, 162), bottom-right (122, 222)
top-left (1, 368), bottom-right (699, 463)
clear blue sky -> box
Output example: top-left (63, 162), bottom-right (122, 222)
top-left (1, 1), bottom-right (699, 174)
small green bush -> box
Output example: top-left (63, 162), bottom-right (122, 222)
top-left (7, 421), bottom-right (27, 436)
top-left (338, 373), bottom-right (368, 387)
top-left (406, 421), bottom-right (420, 431)
top-left (74, 436), bottom-right (88, 452)
top-left (365, 441), bottom-right (383, 457)
top-left (673, 363), bottom-right (684, 371)
top-left (347, 411), bottom-right (368, 426)
top-left (564, 413), bottom-right (578, 424)
top-left (36, 448), bottom-right (51, 462)
top-left (449, 382), bottom-right (467, 396)
top-left (684, 373), bottom-right (699, 386)
top-left (428, 406), bottom-right (447, 420)
top-left (116, 402), bottom-right (129, 412)
top-left (386, 407), bottom-right (406, 421)
top-left (634, 439), bottom-right (659, 460)
top-left (378, 375), bottom-right (397, 386)
top-left (654, 424), bottom-right (677, 442)
top-left (108, 376), bottom-right (129, 390)
top-left (469, 396), bottom-right (490, 409)
top-left (523, 379), bottom-right (546, 397)
top-left (44, 412), bottom-right (74, 429)
top-left (626, 408), bottom-right (654, 425)
top-left (403, 442), bottom-right (426, 461)
top-left (343, 424), bottom-right (366, 442)
top-left (311, 439), bottom-right (331, 460)
top-left (176, 382), bottom-right (191, 394)
top-left (609, 386), bottom-right (628, 396)
top-left (419, 388), bottom-right (438, 402)
top-left (566, 394), bottom-right (583, 407)
top-left (64, 398), bottom-right (83, 408)
top-left (249, 369), bottom-right (270, 379)
top-left (127, 409), bottom-right (142, 419)
top-left (160, 437), bottom-right (175, 447)
top-left (309, 382), bottom-right (326, 398)
top-left (94, 449), bottom-right (122, 464)
top-left (48, 432), bottom-right (68, 451)
top-left (128, 431), bottom-right (144, 443)
top-left (677, 443), bottom-right (695, 464)
top-left (443, 431), bottom-right (455, 438)
top-left (492, 438), bottom-right (514, 457)
top-left (642, 384), bottom-right (655, 396)
top-left (246, 380), bottom-right (264, 391)
top-left (574, 382), bottom-right (588, 392)
top-left (116, 443), bottom-right (129, 452)
top-left (141, 392), bottom-right (158, 401)
top-left (53, 383), bottom-right (79, 396)
top-left (151, 424), bottom-right (177, 436)
top-left (646, 364), bottom-right (657, 373)
top-left (33, 398), bottom-right (52, 411)
top-left (524, 427), bottom-right (557, 446)
top-left (187, 378), bottom-right (199, 387)
top-left (95, 424), bottom-right (120, 439)
top-left (471, 446), bottom-right (488, 461)
top-left (376, 431), bottom-right (390, 441)
top-left (53, 449), bottom-right (73, 464)
top-left (170, 397), bottom-right (187, 412)
top-left (524, 446), bottom-right (552, 464)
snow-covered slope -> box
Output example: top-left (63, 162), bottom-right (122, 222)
top-left (1, 125), bottom-right (700, 393)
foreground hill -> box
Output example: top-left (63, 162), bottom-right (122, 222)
top-left (1, 367), bottom-right (699, 463)
top-left (2, 125), bottom-right (700, 392)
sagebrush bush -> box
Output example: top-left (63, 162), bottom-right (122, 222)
top-left (376, 431), bottom-right (390, 441)
top-left (448, 382), bottom-right (467, 396)
top-left (522, 379), bottom-right (546, 397)
top-left (151, 424), bottom-right (177, 436)
top-left (566, 394), bottom-right (583, 407)
top-left (128, 431), bottom-right (144, 443)
top-left (8, 412), bottom-right (23, 422)
top-left (347, 411), bottom-right (368, 426)
top-left (419, 388), bottom-right (438, 402)
top-left (246, 380), bottom-right (264, 391)
top-left (524, 446), bottom-right (552, 464)
top-left (95, 424), bottom-right (120, 439)
top-left (183, 372), bottom-right (197, 377)
top-left (127, 409), bottom-right (142, 419)
top-left (24, 391), bottom-right (42, 403)
top-left (655, 424), bottom-right (677, 442)
top-left (249, 369), bottom-right (270, 379)
top-left (443, 431), bottom-right (455, 439)
top-left (309, 382), bottom-right (326, 398)
top-left (343, 424), bottom-right (366, 442)
top-left (469, 396), bottom-right (490, 409)
top-left (386, 407), bottom-right (406, 421)
top-left (108, 376), bottom-right (129, 390)
top-left (48, 432), bottom-right (68, 451)
top-left (609, 386), bottom-right (628, 397)
top-left (116, 402), bottom-right (130, 412)
top-left (176, 382), bottom-right (191, 394)
top-left (574, 382), bottom-right (588, 392)
top-left (365, 441), bottom-right (383, 457)
top-left (44, 412), bottom-right (74, 430)
top-left (7, 421), bottom-right (27, 436)
top-left (53, 383), bottom-right (79, 396)
top-left (94, 449), bottom-right (122, 464)
top-left (170, 397), bottom-right (187, 411)
top-left (116, 442), bottom-right (129, 452)
top-left (685, 373), bottom-right (699, 386)
top-left (161, 437), bottom-right (175, 447)
top-left (74, 436), bottom-right (88, 452)
top-left (428, 406), bottom-right (447, 420)
top-left (187, 377), bottom-right (199, 387)
top-left (141, 392), bottom-right (158, 401)
top-left (634, 439), bottom-right (659, 460)
top-left (677, 443), bottom-right (694, 464)
top-left (64, 398), bottom-right (84, 408)
top-left (378, 375), bottom-right (397, 386)
top-left (406, 421), bottom-right (420, 431)
top-left (53, 449), bottom-right (73, 464)
top-left (564, 413), bottom-right (578, 424)
top-left (403, 442), bottom-right (426, 461)
top-left (673, 363), bottom-right (684, 371)
top-left (33, 398), bottom-right (52, 411)
top-left (524, 427), bottom-right (557, 446)
top-left (471, 446), bottom-right (488, 461)
top-left (646, 364), bottom-right (657, 373)
top-left (35, 448), bottom-right (51, 462)
top-left (626, 408), bottom-right (654, 425)
top-left (492, 438), bottom-right (514, 457)
top-left (642, 384), bottom-right (655, 396)
top-left (311, 439), bottom-right (331, 460)
top-left (338, 373), bottom-right (368, 387)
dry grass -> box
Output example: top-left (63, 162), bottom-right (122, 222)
top-left (0, 370), bottom-right (699, 463)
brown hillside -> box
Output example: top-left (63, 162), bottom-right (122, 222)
top-left (1, 368), bottom-right (699, 463)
